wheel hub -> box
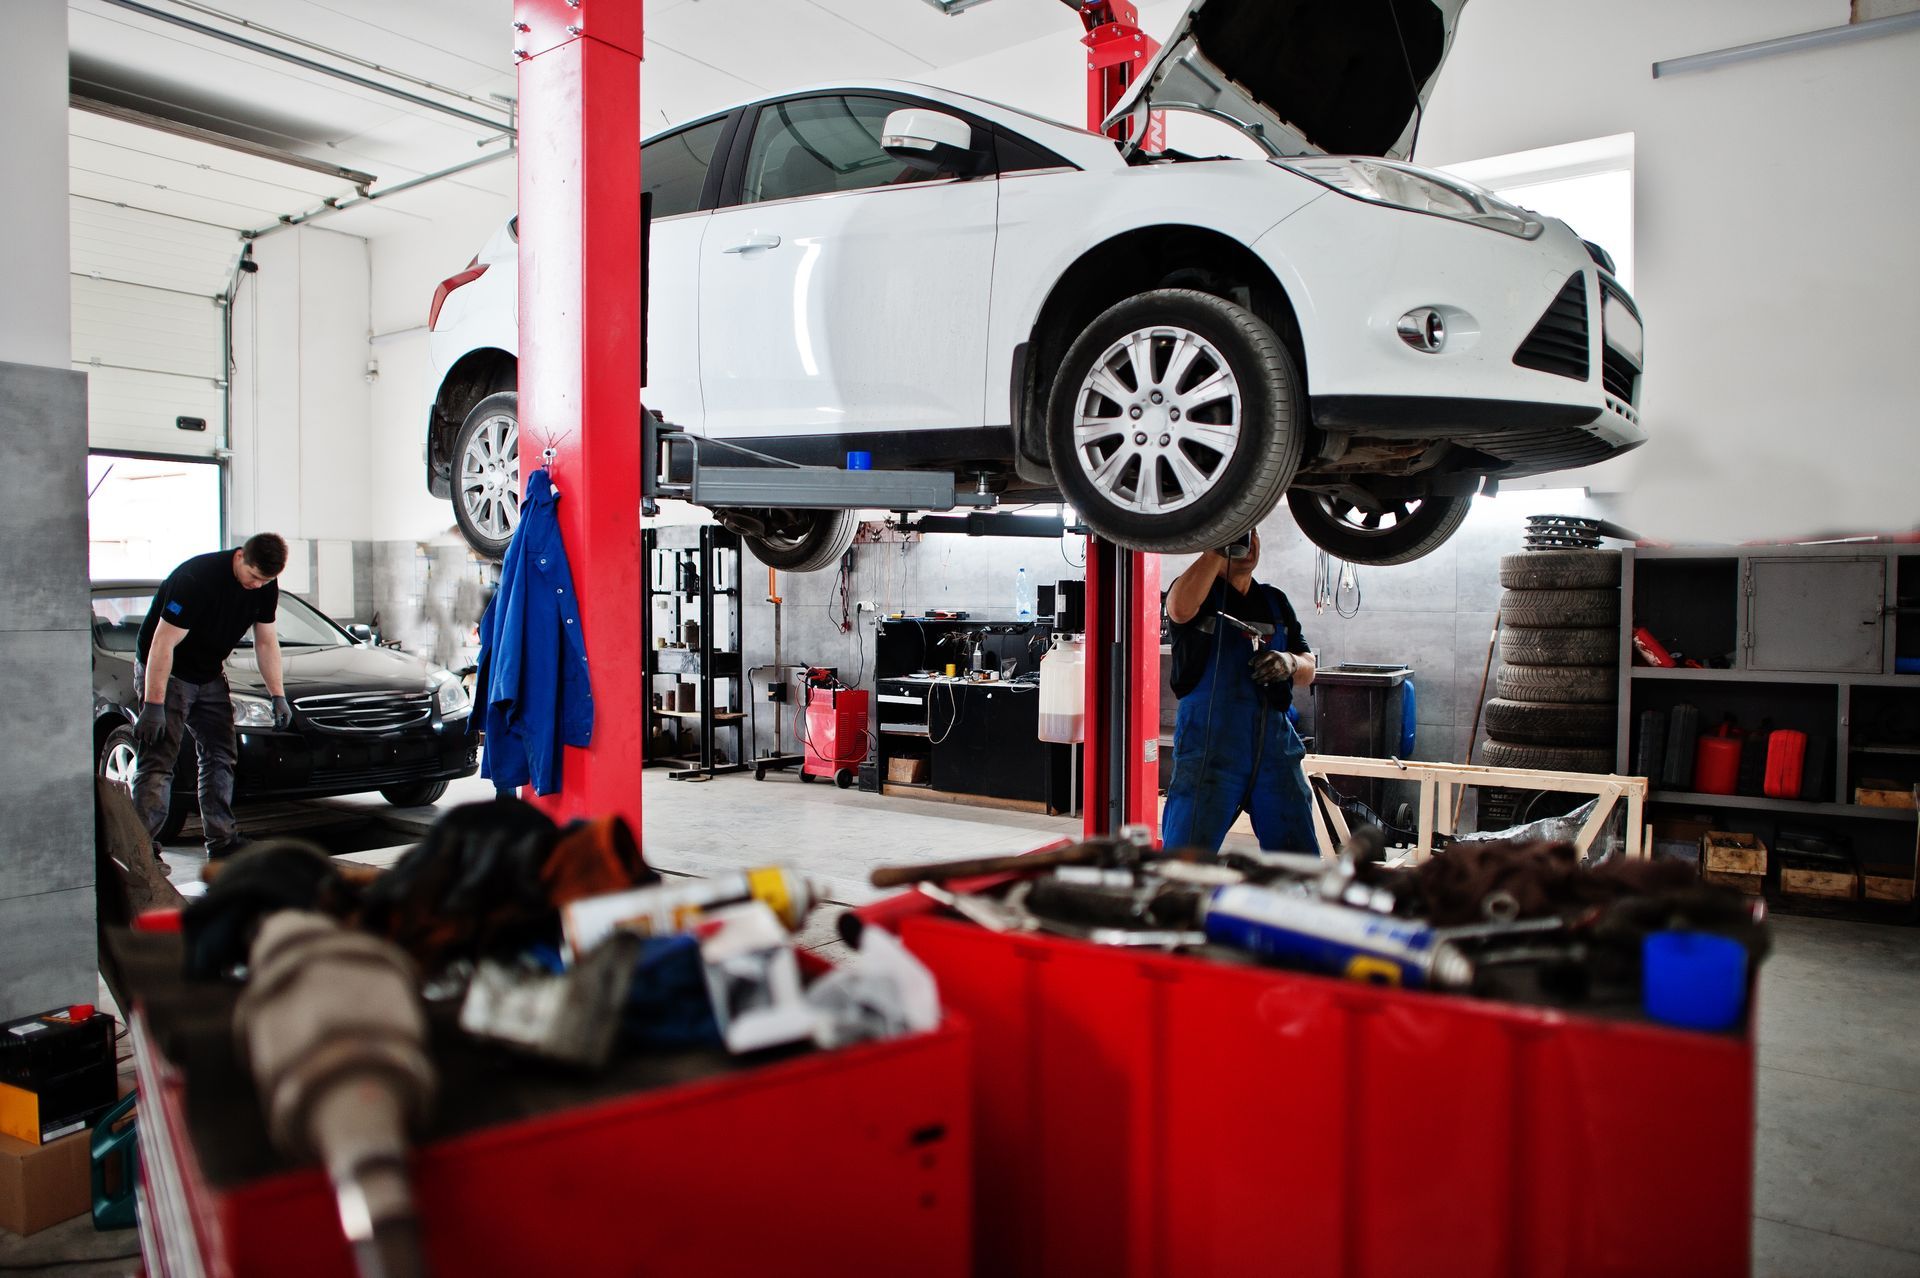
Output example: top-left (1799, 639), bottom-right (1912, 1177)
top-left (1071, 325), bottom-right (1242, 516)
top-left (460, 412), bottom-right (521, 540)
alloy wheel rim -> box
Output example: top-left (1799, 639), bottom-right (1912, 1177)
top-left (1314, 493), bottom-right (1428, 536)
top-left (1071, 325), bottom-right (1242, 515)
top-left (459, 412), bottom-right (521, 541)
top-left (104, 740), bottom-right (137, 792)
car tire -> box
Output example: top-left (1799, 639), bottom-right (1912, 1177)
top-left (1483, 697), bottom-right (1617, 747)
top-left (98, 724), bottom-right (188, 843)
top-left (452, 391), bottom-right (520, 559)
top-left (1494, 664), bottom-right (1619, 704)
top-left (1480, 740), bottom-right (1615, 774)
top-left (1046, 289), bottom-right (1303, 553)
top-left (736, 509), bottom-right (859, 573)
top-left (1498, 550), bottom-right (1621, 591)
top-left (1286, 489), bottom-right (1474, 566)
top-left (1499, 626), bottom-right (1618, 667)
top-left (1499, 588), bottom-right (1620, 630)
top-left (380, 780), bottom-right (450, 807)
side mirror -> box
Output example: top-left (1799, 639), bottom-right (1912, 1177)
top-left (347, 624), bottom-right (374, 644)
top-left (882, 108), bottom-right (980, 176)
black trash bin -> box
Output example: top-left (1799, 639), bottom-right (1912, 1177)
top-left (1310, 664), bottom-right (1414, 816)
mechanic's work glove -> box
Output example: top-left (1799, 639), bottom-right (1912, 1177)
top-left (135, 701), bottom-right (170, 747)
top-left (1250, 650), bottom-right (1298, 686)
top-left (271, 695), bottom-right (294, 730)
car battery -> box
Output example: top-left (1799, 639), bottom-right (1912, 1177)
top-left (0, 1008), bottom-right (117, 1145)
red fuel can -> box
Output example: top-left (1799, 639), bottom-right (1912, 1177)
top-left (1694, 735), bottom-right (1742, 795)
top-left (1765, 729), bottom-right (1808, 798)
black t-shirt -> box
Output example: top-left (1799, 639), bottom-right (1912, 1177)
top-left (1167, 577), bottom-right (1309, 708)
top-left (137, 550), bottom-right (279, 684)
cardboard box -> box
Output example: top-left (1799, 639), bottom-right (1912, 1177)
top-left (0, 1130), bottom-right (89, 1236)
top-left (1701, 832), bottom-right (1767, 876)
top-left (887, 756), bottom-right (929, 784)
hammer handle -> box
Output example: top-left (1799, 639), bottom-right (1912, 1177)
top-left (869, 841), bottom-right (1099, 889)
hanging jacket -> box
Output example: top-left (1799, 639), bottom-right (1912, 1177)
top-left (471, 468), bottom-right (593, 794)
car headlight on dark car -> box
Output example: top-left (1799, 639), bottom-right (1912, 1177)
top-left (232, 694), bottom-right (276, 729)
top-left (431, 669), bottom-right (471, 720)
top-left (1279, 157), bottom-right (1543, 239)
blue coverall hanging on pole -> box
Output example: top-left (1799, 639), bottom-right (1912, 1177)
top-left (1161, 531), bottom-right (1318, 853)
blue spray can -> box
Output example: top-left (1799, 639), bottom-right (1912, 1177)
top-left (1201, 884), bottom-right (1473, 990)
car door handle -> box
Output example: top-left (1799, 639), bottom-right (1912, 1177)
top-left (721, 234), bottom-right (781, 254)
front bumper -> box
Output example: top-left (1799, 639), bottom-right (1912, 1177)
top-left (1254, 192), bottom-right (1646, 471)
top-left (175, 718), bottom-right (480, 801)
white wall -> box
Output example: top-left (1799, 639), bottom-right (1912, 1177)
top-left (1, 0), bottom-right (70, 369)
top-left (229, 226), bottom-right (374, 543)
top-left (1419, 0), bottom-right (1920, 541)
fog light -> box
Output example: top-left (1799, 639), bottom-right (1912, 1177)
top-left (1396, 308), bottom-right (1446, 353)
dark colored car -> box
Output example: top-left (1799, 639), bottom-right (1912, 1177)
top-left (92, 581), bottom-right (480, 840)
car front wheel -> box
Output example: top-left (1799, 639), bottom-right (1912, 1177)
top-left (453, 391), bottom-right (520, 558)
top-left (381, 780), bottom-right (450, 807)
top-left (1286, 488), bottom-right (1473, 566)
top-left (1046, 289), bottom-right (1303, 553)
top-left (99, 723), bottom-right (188, 842)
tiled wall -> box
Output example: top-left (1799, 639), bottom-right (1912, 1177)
top-left (0, 361), bottom-right (97, 1018)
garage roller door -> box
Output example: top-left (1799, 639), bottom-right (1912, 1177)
top-left (70, 199), bottom-right (236, 459)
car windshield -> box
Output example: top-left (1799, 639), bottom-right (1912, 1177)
top-left (91, 589), bottom-right (350, 651)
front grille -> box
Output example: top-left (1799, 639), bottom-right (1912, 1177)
top-left (1598, 275), bottom-right (1642, 405)
top-left (1513, 274), bottom-right (1590, 382)
top-left (295, 691), bottom-right (433, 734)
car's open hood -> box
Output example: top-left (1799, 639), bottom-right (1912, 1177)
top-left (1108, 0), bottom-right (1468, 161)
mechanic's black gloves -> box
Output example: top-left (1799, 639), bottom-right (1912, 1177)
top-left (135, 701), bottom-right (170, 747)
top-left (1250, 650), bottom-right (1298, 686)
top-left (271, 695), bottom-right (294, 730)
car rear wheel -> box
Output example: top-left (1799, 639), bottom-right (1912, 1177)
top-left (381, 780), bottom-right (450, 807)
top-left (1286, 489), bottom-right (1473, 566)
top-left (99, 724), bottom-right (188, 843)
top-left (453, 391), bottom-right (520, 558)
top-left (1046, 289), bottom-right (1302, 553)
top-left (726, 508), bottom-right (859, 573)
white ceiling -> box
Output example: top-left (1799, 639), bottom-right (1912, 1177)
top-left (65, 0), bottom-right (1075, 249)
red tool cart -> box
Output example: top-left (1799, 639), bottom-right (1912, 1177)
top-left (119, 929), bottom-right (972, 1278)
top-left (897, 914), bottom-right (1752, 1278)
top-left (801, 673), bottom-right (870, 789)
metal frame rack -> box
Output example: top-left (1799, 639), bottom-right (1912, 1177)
top-left (643, 524), bottom-right (748, 780)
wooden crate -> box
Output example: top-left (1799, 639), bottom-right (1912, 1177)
top-left (1864, 874), bottom-right (1916, 903)
top-left (1781, 866), bottom-right (1859, 900)
top-left (1853, 781), bottom-right (1918, 810)
top-left (1703, 869), bottom-right (1763, 896)
top-left (1702, 831), bottom-right (1767, 876)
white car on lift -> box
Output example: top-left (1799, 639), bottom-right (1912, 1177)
top-left (424, 0), bottom-right (1643, 569)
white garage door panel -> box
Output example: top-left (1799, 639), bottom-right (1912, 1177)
top-left (83, 367), bottom-right (223, 458)
top-left (72, 276), bottom-right (222, 379)
top-left (70, 198), bottom-right (238, 297)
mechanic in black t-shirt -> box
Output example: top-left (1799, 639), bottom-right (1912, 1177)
top-left (1162, 530), bottom-right (1318, 853)
top-left (132, 533), bottom-right (291, 859)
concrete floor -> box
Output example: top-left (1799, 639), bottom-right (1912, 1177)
top-left (4, 771), bottom-right (1915, 1274)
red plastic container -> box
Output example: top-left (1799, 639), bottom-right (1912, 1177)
top-left (1765, 729), bottom-right (1808, 798)
top-left (900, 915), bottom-right (1753, 1278)
top-left (803, 686), bottom-right (869, 783)
top-left (1694, 735), bottom-right (1742, 795)
top-left (131, 1011), bottom-right (971, 1278)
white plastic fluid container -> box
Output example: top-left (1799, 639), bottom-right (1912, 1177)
top-left (1037, 635), bottom-right (1085, 743)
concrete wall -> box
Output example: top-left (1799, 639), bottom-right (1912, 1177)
top-left (0, 0), bottom-right (96, 1019)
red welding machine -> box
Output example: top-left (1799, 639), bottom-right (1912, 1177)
top-left (800, 669), bottom-right (868, 789)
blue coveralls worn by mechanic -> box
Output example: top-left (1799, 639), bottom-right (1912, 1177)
top-left (1161, 531), bottom-right (1318, 854)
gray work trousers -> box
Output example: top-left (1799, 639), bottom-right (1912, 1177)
top-left (131, 668), bottom-right (240, 854)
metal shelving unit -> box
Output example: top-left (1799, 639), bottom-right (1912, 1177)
top-left (643, 525), bottom-right (747, 779)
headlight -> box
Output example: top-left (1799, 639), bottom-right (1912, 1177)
top-left (232, 694), bottom-right (275, 729)
top-left (1279, 157), bottom-right (1543, 239)
top-left (431, 669), bottom-right (471, 720)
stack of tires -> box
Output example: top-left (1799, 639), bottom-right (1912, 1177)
top-left (1480, 550), bottom-right (1622, 826)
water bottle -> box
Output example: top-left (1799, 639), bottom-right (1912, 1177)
top-left (1015, 567), bottom-right (1034, 621)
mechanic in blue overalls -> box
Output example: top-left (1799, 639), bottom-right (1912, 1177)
top-left (1162, 530), bottom-right (1318, 853)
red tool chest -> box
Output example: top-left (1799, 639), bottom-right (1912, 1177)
top-left (131, 1008), bottom-right (971, 1278)
top-left (900, 915), bottom-right (1753, 1278)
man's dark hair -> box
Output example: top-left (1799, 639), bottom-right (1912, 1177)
top-left (242, 532), bottom-right (289, 578)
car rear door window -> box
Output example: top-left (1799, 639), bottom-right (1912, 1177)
top-left (643, 117), bottom-right (728, 218)
top-left (742, 95), bottom-right (943, 204)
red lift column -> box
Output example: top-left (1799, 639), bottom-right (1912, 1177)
top-left (512, 0), bottom-right (646, 830)
top-left (1076, 0), bottom-right (1164, 837)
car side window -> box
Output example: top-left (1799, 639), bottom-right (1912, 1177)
top-left (742, 95), bottom-right (950, 205)
top-left (642, 117), bottom-right (728, 219)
